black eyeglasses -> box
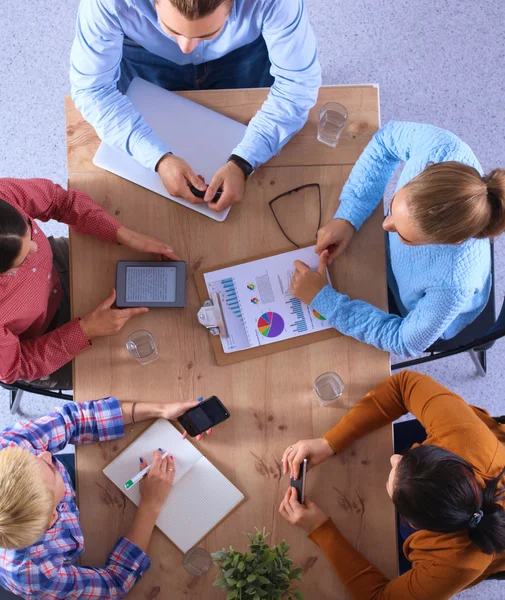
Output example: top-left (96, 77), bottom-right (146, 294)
top-left (268, 183), bottom-right (322, 248)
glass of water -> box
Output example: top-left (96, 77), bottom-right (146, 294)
top-left (126, 330), bottom-right (159, 365)
top-left (317, 102), bottom-right (348, 147)
top-left (314, 372), bottom-right (344, 407)
top-left (182, 547), bottom-right (213, 576)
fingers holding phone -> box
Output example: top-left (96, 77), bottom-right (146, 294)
top-left (178, 396), bottom-right (229, 439)
top-left (278, 487), bottom-right (329, 533)
top-left (282, 438), bottom-right (334, 479)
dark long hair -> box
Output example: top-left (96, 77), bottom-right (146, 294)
top-left (393, 445), bottom-right (505, 555)
top-left (0, 199), bottom-right (28, 273)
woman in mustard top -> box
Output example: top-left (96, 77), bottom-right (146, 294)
top-left (279, 370), bottom-right (505, 599)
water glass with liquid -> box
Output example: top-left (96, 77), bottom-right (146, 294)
top-left (317, 102), bottom-right (348, 147)
top-left (182, 547), bottom-right (213, 576)
top-left (313, 372), bottom-right (344, 407)
top-left (126, 330), bottom-right (159, 365)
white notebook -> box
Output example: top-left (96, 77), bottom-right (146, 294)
top-left (103, 419), bottom-right (245, 553)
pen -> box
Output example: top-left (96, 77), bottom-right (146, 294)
top-left (124, 451), bottom-right (170, 490)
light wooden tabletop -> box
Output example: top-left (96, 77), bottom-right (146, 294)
top-left (66, 85), bottom-right (397, 600)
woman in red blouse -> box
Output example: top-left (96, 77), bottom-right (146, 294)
top-left (0, 177), bottom-right (180, 389)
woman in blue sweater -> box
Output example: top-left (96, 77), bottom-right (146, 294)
top-left (290, 121), bottom-right (505, 358)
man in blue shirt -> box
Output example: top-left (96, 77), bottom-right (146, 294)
top-left (70, 0), bottom-right (321, 213)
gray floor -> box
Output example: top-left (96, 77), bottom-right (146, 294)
top-left (0, 0), bottom-right (504, 597)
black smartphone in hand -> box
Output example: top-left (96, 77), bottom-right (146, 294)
top-left (177, 396), bottom-right (230, 437)
top-left (189, 185), bottom-right (222, 203)
top-left (290, 458), bottom-right (308, 504)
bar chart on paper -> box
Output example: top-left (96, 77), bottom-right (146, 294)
top-left (203, 246), bottom-right (333, 354)
top-left (286, 297), bottom-right (308, 333)
top-left (206, 276), bottom-right (251, 353)
top-left (222, 278), bottom-right (243, 321)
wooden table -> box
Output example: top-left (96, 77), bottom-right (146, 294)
top-left (66, 85), bottom-right (396, 600)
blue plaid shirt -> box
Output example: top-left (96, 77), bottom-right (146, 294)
top-left (0, 399), bottom-right (151, 599)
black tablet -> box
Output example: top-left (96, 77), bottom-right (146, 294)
top-left (116, 261), bottom-right (186, 308)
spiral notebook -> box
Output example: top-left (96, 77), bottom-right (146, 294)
top-left (103, 419), bottom-right (245, 553)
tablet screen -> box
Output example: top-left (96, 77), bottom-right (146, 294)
top-left (125, 266), bottom-right (177, 303)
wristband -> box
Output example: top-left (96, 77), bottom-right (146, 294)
top-left (228, 154), bottom-right (255, 180)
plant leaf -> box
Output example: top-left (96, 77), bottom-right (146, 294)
top-left (226, 592), bottom-right (238, 600)
top-left (212, 578), bottom-right (226, 587)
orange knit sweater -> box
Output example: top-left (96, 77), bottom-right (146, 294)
top-left (308, 370), bottom-right (505, 600)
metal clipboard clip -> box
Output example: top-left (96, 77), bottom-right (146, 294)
top-left (197, 292), bottom-right (229, 338)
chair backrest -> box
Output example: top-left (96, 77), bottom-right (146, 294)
top-left (474, 296), bottom-right (505, 347)
top-left (0, 381), bottom-right (72, 401)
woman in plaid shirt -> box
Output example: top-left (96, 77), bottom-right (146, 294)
top-left (0, 396), bottom-right (210, 598)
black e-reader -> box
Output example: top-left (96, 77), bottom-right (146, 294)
top-left (116, 261), bottom-right (186, 308)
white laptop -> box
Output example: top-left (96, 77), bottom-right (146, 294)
top-left (93, 77), bottom-right (248, 222)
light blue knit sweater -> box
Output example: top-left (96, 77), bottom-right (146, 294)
top-left (311, 121), bottom-right (491, 358)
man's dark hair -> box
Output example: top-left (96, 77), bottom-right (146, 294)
top-left (393, 444), bottom-right (505, 555)
top-left (167, 0), bottom-right (232, 20)
top-left (0, 199), bottom-right (28, 273)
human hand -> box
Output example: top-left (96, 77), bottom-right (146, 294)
top-left (156, 153), bottom-right (207, 204)
top-left (315, 219), bottom-right (355, 264)
top-left (278, 487), bottom-right (329, 533)
top-left (79, 288), bottom-right (148, 339)
top-left (116, 226), bottom-right (181, 261)
top-left (290, 250), bottom-right (329, 306)
top-left (139, 450), bottom-right (175, 513)
top-left (206, 161), bottom-right (246, 212)
top-left (161, 398), bottom-right (213, 442)
top-left (282, 438), bottom-right (334, 479)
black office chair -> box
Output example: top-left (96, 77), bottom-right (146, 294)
top-left (392, 244), bottom-right (505, 376)
top-left (0, 587), bottom-right (22, 599)
top-left (0, 381), bottom-right (72, 414)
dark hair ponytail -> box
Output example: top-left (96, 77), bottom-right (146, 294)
top-left (393, 445), bottom-right (505, 555)
top-left (0, 198), bottom-right (28, 273)
top-left (468, 466), bottom-right (505, 554)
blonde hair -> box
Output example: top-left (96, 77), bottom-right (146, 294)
top-left (0, 447), bottom-right (55, 549)
top-left (405, 162), bottom-right (505, 244)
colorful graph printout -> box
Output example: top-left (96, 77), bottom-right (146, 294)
top-left (203, 246), bottom-right (332, 354)
top-left (257, 312), bottom-right (285, 338)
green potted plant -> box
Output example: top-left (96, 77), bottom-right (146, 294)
top-left (211, 528), bottom-right (304, 600)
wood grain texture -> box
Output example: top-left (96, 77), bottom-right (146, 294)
top-left (65, 85), bottom-right (379, 173)
top-left (70, 162), bottom-right (396, 599)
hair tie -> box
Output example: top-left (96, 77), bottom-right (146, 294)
top-left (469, 509), bottom-right (484, 528)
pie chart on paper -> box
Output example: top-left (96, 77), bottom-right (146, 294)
top-left (257, 312), bottom-right (285, 338)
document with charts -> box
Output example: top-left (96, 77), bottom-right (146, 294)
top-left (203, 246), bottom-right (332, 354)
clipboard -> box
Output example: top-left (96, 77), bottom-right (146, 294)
top-left (194, 246), bottom-right (340, 366)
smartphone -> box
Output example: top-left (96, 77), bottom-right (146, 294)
top-left (290, 458), bottom-right (308, 504)
top-left (189, 185), bottom-right (222, 203)
top-left (177, 396), bottom-right (230, 437)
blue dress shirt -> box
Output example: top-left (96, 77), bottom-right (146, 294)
top-left (70, 0), bottom-right (321, 171)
